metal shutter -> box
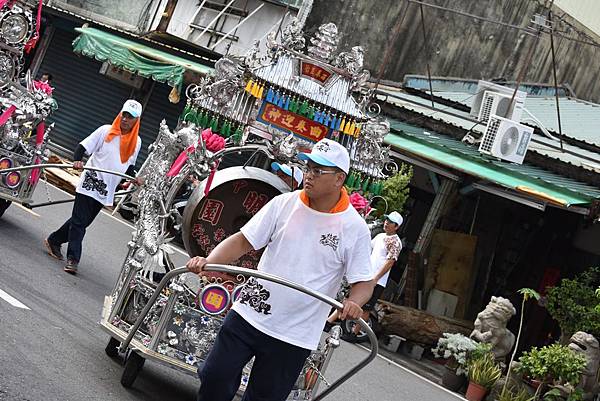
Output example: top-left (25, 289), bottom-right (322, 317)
top-left (38, 28), bottom-right (132, 156)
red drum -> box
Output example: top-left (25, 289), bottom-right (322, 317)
top-left (182, 167), bottom-right (289, 270)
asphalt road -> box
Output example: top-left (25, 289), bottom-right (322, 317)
top-left (0, 183), bottom-right (464, 401)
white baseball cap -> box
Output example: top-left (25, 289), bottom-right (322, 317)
top-left (298, 138), bottom-right (350, 174)
top-left (384, 211), bottom-right (403, 226)
top-left (121, 99), bottom-right (143, 118)
top-left (271, 162), bottom-right (304, 185)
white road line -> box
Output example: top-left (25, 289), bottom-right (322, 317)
top-left (13, 202), bottom-right (40, 217)
top-left (0, 288), bottom-right (31, 310)
top-left (356, 344), bottom-right (467, 400)
top-left (44, 181), bottom-right (190, 258)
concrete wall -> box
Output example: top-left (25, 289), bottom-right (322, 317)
top-left (52, 0), bottom-right (153, 31)
top-left (305, 0), bottom-right (600, 102)
top-left (555, 0), bottom-right (600, 38)
top-left (167, 0), bottom-right (295, 56)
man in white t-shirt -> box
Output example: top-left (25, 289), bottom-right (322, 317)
top-left (325, 211), bottom-right (403, 341)
top-left (187, 138), bottom-right (374, 401)
top-left (44, 100), bottom-right (143, 274)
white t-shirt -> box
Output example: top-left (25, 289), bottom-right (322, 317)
top-left (371, 232), bottom-right (402, 287)
top-left (233, 191), bottom-right (373, 350)
top-left (76, 125), bottom-right (141, 206)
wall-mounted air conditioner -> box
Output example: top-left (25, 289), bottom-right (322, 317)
top-left (470, 80), bottom-right (526, 123)
top-left (478, 115), bottom-right (534, 164)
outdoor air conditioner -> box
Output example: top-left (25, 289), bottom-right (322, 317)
top-left (470, 80), bottom-right (526, 122)
top-left (99, 62), bottom-right (144, 89)
top-left (478, 115), bottom-right (534, 164)
top-left (477, 91), bottom-right (524, 123)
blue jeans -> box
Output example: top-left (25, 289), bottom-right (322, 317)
top-left (48, 192), bottom-right (103, 262)
top-left (197, 310), bottom-right (311, 401)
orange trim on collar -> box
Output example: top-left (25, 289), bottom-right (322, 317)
top-left (299, 187), bottom-right (350, 213)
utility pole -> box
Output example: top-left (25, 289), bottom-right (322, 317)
top-left (157, 0), bottom-right (179, 32)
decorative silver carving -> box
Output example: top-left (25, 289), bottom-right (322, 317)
top-left (335, 46), bottom-right (364, 75)
top-left (308, 23), bottom-right (339, 62)
top-left (281, 17), bottom-right (305, 51)
top-left (351, 117), bottom-right (391, 173)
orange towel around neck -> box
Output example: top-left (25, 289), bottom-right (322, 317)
top-left (104, 113), bottom-right (140, 164)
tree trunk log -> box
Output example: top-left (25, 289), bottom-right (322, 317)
top-left (379, 301), bottom-right (473, 345)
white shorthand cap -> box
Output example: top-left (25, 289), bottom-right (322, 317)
top-left (121, 99), bottom-right (143, 118)
top-left (298, 138), bottom-right (350, 174)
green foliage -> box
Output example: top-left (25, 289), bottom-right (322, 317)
top-left (518, 288), bottom-right (541, 302)
top-left (517, 343), bottom-right (587, 385)
top-left (546, 268), bottom-right (600, 339)
top-left (498, 386), bottom-right (534, 401)
top-left (374, 164), bottom-right (412, 217)
top-left (543, 388), bottom-right (584, 401)
top-left (468, 351), bottom-right (502, 389)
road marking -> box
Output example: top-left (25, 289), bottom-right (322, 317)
top-left (356, 344), bottom-right (467, 400)
top-left (12, 202), bottom-right (40, 217)
top-left (0, 288), bottom-right (30, 310)
top-left (45, 181), bottom-right (190, 258)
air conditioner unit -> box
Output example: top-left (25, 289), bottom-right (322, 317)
top-left (99, 62), bottom-right (144, 89)
top-left (479, 115), bottom-right (534, 164)
top-left (478, 91), bottom-right (522, 123)
top-left (470, 80), bottom-right (526, 122)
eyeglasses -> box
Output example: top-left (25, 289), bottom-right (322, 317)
top-left (301, 165), bottom-right (339, 177)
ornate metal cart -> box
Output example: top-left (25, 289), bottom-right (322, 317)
top-left (99, 18), bottom-right (394, 400)
top-left (0, 1), bottom-right (56, 217)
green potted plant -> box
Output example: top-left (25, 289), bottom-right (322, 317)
top-left (432, 332), bottom-right (478, 391)
top-left (516, 343), bottom-right (587, 398)
top-left (466, 350), bottom-right (502, 401)
top-left (546, 268), bottom-right (600, 342)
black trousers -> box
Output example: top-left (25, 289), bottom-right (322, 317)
top-left (48, 192), bottom-right (103, 262)
top-left (197, 310), bottom-right (311, 401)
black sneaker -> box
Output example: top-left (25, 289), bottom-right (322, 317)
top-left (64, 259), bottom-right (78, 274)
top-left (44, 239), bottom-right (64, 260)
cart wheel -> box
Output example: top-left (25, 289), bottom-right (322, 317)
top-left (105, 337), bottom-right (121, 358)
top-left (341, 314), bottom-right (379, 343)
top-left (121, 352), bottom-right (145, 388)
top-left (0, 199), bottom-right (11, 218)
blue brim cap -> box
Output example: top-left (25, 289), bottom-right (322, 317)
top-left (271, 162), bottom-right (292, 177)
top-left (298, 153), bottom-right (337, 167)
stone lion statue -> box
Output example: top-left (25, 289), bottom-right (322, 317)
top-left (568, 331), bottom-right (599, 399)
top-left (470, 296), bottom-right (516, 359)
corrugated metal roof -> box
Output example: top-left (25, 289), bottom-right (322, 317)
top-left (378, 90), bottom-right (600, 173)
top-left (427, 90), bottom-right (600, 148)
top-left (386, 120), bottom-right (600, 206)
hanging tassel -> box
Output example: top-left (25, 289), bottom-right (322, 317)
top-left (277, 93), bottom-right (285, 108)
top-left (266, 87), bottom-right (274, 103)
top-left (299, 100), bottom-right (308, 115)
top-left (339, 117), bottom-right (346, 133)
top-left (313, 110), bottom-right (321, 122)
top-left (324, 113), bottom-right (331, 127)
top-left (245, 79), bottom-right (254, 94)
top-left (257, 83), bottom-right (265, 99)
top-left (284, 95), bottom-right (290, 110)
top-left (330, 115), bottom-right (337, 129)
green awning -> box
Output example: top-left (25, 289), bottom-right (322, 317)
top-left (72, 27), bottom-right (214, 94)
top-left (385, 120), bottom-right (600, 207)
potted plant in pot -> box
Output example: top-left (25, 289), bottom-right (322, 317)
top-left (466, 349), bottom-right (502, 401)
top-left (432, 332), bottom-right (478, 391)
top-left (515, 343), bottom-right (587, 398)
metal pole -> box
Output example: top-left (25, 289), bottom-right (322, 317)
top-left (197, 0), bottom-right (237, 40)
top-left (548, 9), bottom-right (564, 151)
top-left (418, 3), bottom-right (435, 108)
top-left (0, 163), bottom-right (137, 181)
top-left (210, 3), bottom-right (265, 50)
top-left (119, 265), bottom-right (378, 400)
